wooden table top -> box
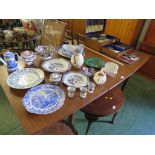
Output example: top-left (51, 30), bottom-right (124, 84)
top-left (0, 47), bottom-right (150, 134)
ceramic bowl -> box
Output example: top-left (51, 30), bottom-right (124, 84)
top-left (49, 73), bottom-right (62, 84)
top-left (42, 52), bottom-right (53, 61)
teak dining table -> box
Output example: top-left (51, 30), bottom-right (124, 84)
top-left (0, 46), bottom-right (150, 134)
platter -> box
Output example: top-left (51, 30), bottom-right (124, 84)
top-left (84, 57), bottom-right (105, 69)
top-left (7, 68), bottom-right (44, 89)
top-left (42, 58), bottom-right (71, 73)
top-left (62, 71), bottom-right (89, 88)
top-left (22, 84), bottom-right (65, 114)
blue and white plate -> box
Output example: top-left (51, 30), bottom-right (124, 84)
top-left (42, 58), bottom-right (71, 73)
top-left (23, 84), bottom-right (65, 114)
top-left (58, 48), bottom-right (74, 58)
top-left (7, 68), bottom-right (44, 89)
top-left (62, 71), bottom-right (89, 88)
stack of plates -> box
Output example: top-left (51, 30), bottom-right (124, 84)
top-left (58, 44), bottom-right (84, 58)
top-left (102, 62), bottom-right (119, 77)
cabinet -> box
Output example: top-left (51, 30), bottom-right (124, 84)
top-left (69, 19), bottom-right (145, 46)
top-left (104, 19), bottom-right (145, 46)
top-left (139, 20), bottom-right (155, 79)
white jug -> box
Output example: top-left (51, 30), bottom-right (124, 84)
top-left (71, 48), bottom-right (84, 68)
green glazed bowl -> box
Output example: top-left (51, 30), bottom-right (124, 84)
top-left (84, 57), bottom-right (105, 69)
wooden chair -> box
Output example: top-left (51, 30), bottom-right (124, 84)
top-left (58, 19), bottom-right (74, 45)
top-left (34, 120), bottom-right (78, 135)
top-left (80, 87), bottom-right (125, 134)
top-left (41, 20), bottom-right (65, 48)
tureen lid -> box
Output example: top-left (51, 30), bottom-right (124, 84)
top-left (21, 50), bottom-right (35, 58)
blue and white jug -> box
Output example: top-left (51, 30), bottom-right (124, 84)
top-left (0, 50), bottom-right (20, 72)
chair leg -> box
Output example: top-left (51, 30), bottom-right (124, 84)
top-left (85, 120), bottom-right (93, 135)
top-left (111, 112), bottom-right (118, 124)
top-left (84, 114), bottom-right (98, 135)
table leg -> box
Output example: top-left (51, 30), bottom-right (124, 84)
top-left (121, 77), bottom-right (130, 91)
top-left (68, 113), bottom-right (75, 125)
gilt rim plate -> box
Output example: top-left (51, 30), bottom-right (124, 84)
top-left (22, 84), bottom-right (65, 114)
top-left (62, 71), bottom-right (89, 88)
top-left (42, 58), bottom-right (71, 73)
top-left (7, 68), bottom-right (44, 89)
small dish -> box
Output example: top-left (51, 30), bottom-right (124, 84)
top-left (80, 67), bottom-right (96, 77)
top-left (42, 52), bottom-right (53, 61)
top-left (49, 73), bottom-right (62, 84)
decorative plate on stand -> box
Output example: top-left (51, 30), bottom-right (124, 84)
top-left (22, 84), bottom-right (65, 114)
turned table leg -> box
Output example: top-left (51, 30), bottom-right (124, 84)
top-left (68, 113), bottom-right (75, 125)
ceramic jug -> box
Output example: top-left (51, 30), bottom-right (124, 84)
top-left (93, 69), bottom-right (107, 85)
top-left (71, 46), bottom-right (84, 68)
top-left (0, 50), bottom-right (20, 72)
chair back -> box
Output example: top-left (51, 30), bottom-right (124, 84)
top-left (41, 20), bottom-right (65, 48)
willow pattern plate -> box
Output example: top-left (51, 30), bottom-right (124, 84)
top-left (42, 58), bottom-right (71, 73)
top-left (62, 71), bottom-right (89, 88)
top-left (7, 68), bottom-right (44, 89)
top-left (58, 48), bottom-right (74, 58)
top-left (22, 84), bottom-right (65, 114)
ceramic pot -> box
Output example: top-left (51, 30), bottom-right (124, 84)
top-left (93, 69), bottom-right (107, 85)
top-left (0, 50), bottom-right (19, 72)
top-left (21, 50), bottom-right (36, 66)
top-left (71, 49), bottom-right (84, 68)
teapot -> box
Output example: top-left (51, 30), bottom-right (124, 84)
top-left (21, 50), bottom-right (36, 66)
top-left (93, 69), bottom-right (107, 85)
top-left (71, 45), bottom-right (84, 68)
top-left (0, 50), bottom-right (20, 72)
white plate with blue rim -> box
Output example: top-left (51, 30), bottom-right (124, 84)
top-left (42, 58), bottom-right (71, 73)
top-left (62, 71), bottom-right (89, 88)
top-left (22, 84), bottom-right (65, 114)
top-left (7, 68), bottom-right (44, 89)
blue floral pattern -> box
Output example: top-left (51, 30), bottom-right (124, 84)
top-left (22, 84), bottom-right (65, 114)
